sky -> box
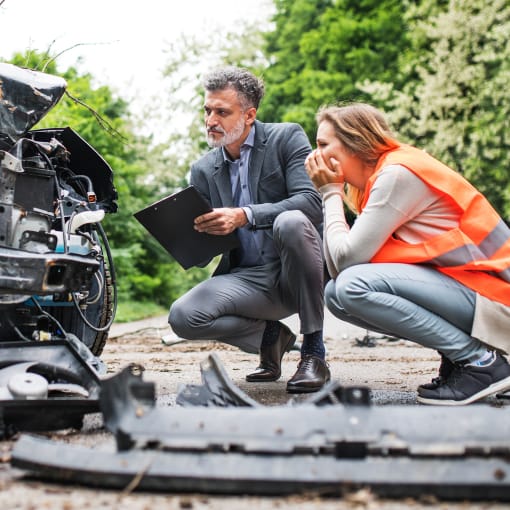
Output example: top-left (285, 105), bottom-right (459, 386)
top-left (0, 0), bottom-right (274, 137)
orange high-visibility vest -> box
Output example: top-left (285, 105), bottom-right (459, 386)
top-left (362, 144), bottom-right (510, 306)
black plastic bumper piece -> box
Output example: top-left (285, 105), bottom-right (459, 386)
top-left (11, 433), bottom-right (510, 500)
top-left (0, 341), bottom-right (101, 437)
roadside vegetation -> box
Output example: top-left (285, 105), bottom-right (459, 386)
top-left (2, 0), bottom-right (509, 322)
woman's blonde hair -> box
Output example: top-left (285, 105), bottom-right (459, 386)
top-left (316, 102), bottom-right (399, 213)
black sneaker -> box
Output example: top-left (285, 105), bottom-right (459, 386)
top-left (417, 352), bottom-right (510, 406)
top-left (418, 353), bottom-right (455, 391)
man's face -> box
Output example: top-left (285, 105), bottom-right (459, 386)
top-left (203, 88), bottom-right (253, 148)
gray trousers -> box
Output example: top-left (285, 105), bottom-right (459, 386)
top-left (169, 211), bottom-right (324, 353)
top-left (325, 263), bottom-right (486, 363)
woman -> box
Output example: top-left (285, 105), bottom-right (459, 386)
top-left (305, 102), bottom-right (510, 406)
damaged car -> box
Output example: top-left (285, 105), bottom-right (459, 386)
top-left (0, 62), bottom-right (117, 433)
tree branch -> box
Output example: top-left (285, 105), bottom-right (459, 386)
top-left (64, 90), bottom-right (129, 144)
top-left (41, 40), bottom-right (119, 72)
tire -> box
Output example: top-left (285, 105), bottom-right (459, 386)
top-left (47, 262), bottom-right (114, 357)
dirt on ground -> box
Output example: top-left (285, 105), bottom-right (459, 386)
top-left (0, 311), bottom-right (508, 510)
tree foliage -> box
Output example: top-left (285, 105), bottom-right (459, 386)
top-left (257, 0), bottom-right (510, 219)
top-left (259, 0), bottom-right (408, 139)
top-left (3, 51), bottom-right (210, 310)
top-left (159, 22), bottom-right (271, 168)
top-left (361, 0), bottom-right (510, 219)
top-left (4, 0), bottom-right (510, 317)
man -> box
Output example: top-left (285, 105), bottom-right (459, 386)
top-left (169, 66), bottom-right (329, 393)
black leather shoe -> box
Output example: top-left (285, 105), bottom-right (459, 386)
top-left (286, 355), bottom-right (330, 393)
top-left (246, 323), bottom-right (296, 382)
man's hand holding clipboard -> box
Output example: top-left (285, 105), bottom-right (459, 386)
top-left (134, 186), bottom-right (239, 270)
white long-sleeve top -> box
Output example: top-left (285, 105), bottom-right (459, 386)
top-left (321, 164), bottom-right (460, 279)
top-left (320, 164), bottom-right (510, 353)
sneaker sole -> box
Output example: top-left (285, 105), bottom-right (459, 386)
top-left (416, 375), bottom-right (510, 406)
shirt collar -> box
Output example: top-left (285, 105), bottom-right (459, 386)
top-left (222, 125), bottom-right (255, 162)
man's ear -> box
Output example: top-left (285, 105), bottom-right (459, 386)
top-left (245, 107), bottom-right (257, 125)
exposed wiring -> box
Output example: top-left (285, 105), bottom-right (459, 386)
top-left (34, 142), bottom-right (69, 253)
top-left (67, 174), bottom-right (94, 194)
top-left (86, 270), bottom-right (104, 305)
top-left (24, 139), bottom-right (117, 335)
top-left (28, 297), bottom-right (69, 339)
top-left (10, 323), bottom-right (33, 342)
top-left (70, 223), bottom-right (117, 333)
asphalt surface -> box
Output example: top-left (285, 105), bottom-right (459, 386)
top-left (0, 310), bottom-right (508, 509)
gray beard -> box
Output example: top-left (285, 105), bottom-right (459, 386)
top-left (206, 118), bottom-right (246, 148)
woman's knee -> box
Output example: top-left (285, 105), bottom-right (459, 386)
top-left (324, 279), bottom-right (338, 307)
top-left (326, 266), bottom-right (371, 314)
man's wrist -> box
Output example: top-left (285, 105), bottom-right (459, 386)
top-left (238, 207), bottom-right (249, 227)
top-left (240, 206), bottom-right (253, 226)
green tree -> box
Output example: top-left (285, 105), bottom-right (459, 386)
top-left (259, 0), bottom-right (409, 139)
top-left (362, 0), bottom-right (510, 219)
top-left (159, 23), bottom-right (271, 168)
top-left (3, 51), bottom-right (209, 312)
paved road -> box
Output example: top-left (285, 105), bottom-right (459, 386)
top-left (110, 308), bottom-right (368, 342)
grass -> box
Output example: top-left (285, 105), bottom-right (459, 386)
top-left (114, 300), bottom-right (168, 323)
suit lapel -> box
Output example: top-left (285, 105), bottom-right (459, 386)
top-left (212, 152), bottom-right (234, 207)
top-left (248, 121), bottom-right (267, 201)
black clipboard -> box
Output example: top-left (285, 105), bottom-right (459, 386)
top-left (134, 185), bottom-right (239, 269)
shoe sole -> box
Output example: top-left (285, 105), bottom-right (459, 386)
top-left (286, 375), bottom-right (331, 394)
top-left (245, 374), bottom-right (280, 382)
top-left (286, 385), bottom-right (324, 394)
top-left (416, 375), bottom-right (510, 406)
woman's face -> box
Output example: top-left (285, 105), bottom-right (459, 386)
top-left (315, 120), bottom-right (369, 188)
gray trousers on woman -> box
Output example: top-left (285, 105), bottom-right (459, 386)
top-left (169, 211), bottom-right (324, 354)
top-left (325, 263), bottom-right (486, 363)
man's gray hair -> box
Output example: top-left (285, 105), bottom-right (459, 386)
top-left (203, 66), bottom-right (265, 110)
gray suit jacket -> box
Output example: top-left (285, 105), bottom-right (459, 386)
top-left (190, 120), bottom-right (322, 274)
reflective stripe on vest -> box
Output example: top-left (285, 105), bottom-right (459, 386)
top-left (362, 145), bottom-right (510, 306)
